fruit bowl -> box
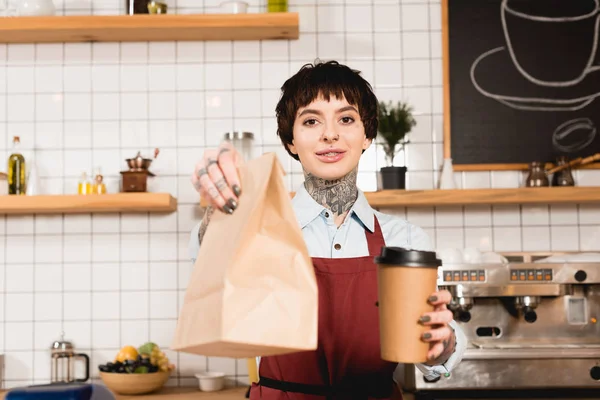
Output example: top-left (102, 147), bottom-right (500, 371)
top-left (99, 370), bottom-right (171, 395)
top-left (98, 342), bottom-right (175, 395)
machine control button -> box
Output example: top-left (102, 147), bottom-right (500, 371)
top-left (512, 269), bottom-right (553, 281)
top-left (535, 270), bottom-right (543, 280)
top-left (575, 270), bottom-right (587, 282)
top-left (590, 366), bottom-right (600, 381)
top-left (442, 270), bottom-right (486, 282)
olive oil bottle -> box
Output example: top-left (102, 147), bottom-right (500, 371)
top-left (8, 136), bottom-right (26, 195)
top-left (267, 0), bottom-right (287, 12)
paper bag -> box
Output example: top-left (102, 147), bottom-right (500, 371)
top-left (171, 152), bottom-right (318, 358)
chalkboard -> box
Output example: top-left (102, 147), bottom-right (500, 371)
top-left (443, 0), bottom-right (600, 170)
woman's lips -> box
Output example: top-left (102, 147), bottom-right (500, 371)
top-left (315, 150), bottom-right (346, 163)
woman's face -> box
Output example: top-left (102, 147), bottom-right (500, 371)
top-left (288, 95), bottom-right (372, 181)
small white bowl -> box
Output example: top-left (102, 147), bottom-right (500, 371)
top-left (195, 371), bottom-right (225, 392)
top-left (219, 1), bottom-right (248, 14)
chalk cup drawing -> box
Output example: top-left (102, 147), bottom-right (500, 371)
top-left (503, 0), bottom-right (600, 87)
top-left (552, 118), bottom-right (597, 153)
top-left (470, 0), bottom-right (600, 111)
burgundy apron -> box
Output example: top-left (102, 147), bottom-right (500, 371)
top-left (249, 217), bottom-right (400, 400)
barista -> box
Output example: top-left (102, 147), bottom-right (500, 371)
top-left (189, 60), bottom-right (466, 399)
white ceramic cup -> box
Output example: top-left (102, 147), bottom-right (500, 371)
top-left (16, 0), bottom-right (55, 16)
top-left (0, 0), bottom-right (18, 16)
top-left (462, 247), bottom-right (483, 264)
top-left (195, 372), bottom-right (225, 392)
top-left (481, 251), bottom-right (509, 264)
top-left (437, 248), bottom-right (464, 265)
top-left (219, 1), bottom-right (248, 14)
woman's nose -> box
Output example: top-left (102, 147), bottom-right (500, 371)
top-left (321, 125), bottom-right (339, 142)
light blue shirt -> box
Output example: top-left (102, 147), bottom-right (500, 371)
top-left (189, 183), bottom-right (467, 381)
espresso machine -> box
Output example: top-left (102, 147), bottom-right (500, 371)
top-left (397, 255), bottom-right (600, 399)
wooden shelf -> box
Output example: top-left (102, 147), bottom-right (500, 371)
top-left (364, 187), bottom-right (600, 207)
top-left (0, 13), bottom-right (299, 44)
top-left (199, 187), bottom-right (600, 208)
top-left (0, 193), bottom-right (177, 215)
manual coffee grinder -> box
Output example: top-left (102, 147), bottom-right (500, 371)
top-left (50, 332), bottom-right (90, 383)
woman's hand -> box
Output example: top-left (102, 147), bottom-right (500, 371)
top-left (419, 289), bottom-right (456, 365)
top-left (191, 141), bottom-right (243, 214)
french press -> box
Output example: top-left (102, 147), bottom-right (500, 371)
top-left (50, 332), bottom-right (90, 383)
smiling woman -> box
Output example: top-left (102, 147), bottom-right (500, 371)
top-left (188, 60), bottom-right (467, 399)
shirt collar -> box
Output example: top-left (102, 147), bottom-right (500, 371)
top-left (292, 183), bottom-right (375, 232)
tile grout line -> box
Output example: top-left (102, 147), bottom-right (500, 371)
top-left (31, 43), bottom-right (38, 385)
top-left (2, 42), bottom-right (7, 389)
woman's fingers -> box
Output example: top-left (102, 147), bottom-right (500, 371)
top-left (419, 309), bottom-right (453, 326)
top-left (217, 142), bottom-right (243, 197)
top-left (427, 290), bottom-right (452, 306)
top-left (192, 144), bottom-right (244, 214)
top-left (426, 341), bottom-right (445, 362)
top-left (206, 156), bottom-right (238, 212)
top-left (421, 325), bottom-right (453, 343)
top-left (197, 165), bottom-right (232, 213)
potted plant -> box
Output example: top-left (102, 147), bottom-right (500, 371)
top-left (377, 100), bottom-right (416, 190)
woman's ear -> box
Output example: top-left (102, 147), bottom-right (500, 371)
top-left (288, 141), bottom-right (297, 155)
top-left (362, 137), bottom-right (373, 151)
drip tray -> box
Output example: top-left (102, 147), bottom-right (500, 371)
top-left (465, 342), bottom-right (600, 360)
top-left (470, 342), bottom-right (600, 349)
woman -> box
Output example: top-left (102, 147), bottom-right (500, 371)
top-left (189, 61), bottom-right (466, 399)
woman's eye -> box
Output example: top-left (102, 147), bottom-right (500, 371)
top-left (340, 116), bottom-right (355, 124)
top-left (303, 119), bottom-right (318, 126)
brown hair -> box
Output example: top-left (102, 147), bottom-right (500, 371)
top-left (275, 60), bottom-right (379, 161)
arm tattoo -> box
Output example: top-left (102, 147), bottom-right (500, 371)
top-left (197, 205), bottom-right (216, 245)
top-left (432, 330), bottom-right (456, 365)
top-left (303, 168), bottom-right (358, 217)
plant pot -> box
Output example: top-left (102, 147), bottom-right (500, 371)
top-left (380, 166), bottom-right (407, 190)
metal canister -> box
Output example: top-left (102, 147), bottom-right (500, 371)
top-left (223, 132), bottom-right (255, 161)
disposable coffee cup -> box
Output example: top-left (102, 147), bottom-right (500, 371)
top-left (374, 247), bottom-right (442, 364)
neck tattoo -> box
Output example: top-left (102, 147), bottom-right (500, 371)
top-left (303, 168), bottom-right (358, 217)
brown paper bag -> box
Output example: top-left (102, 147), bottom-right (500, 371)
top-left (171, 152), bottom-right (318, 358)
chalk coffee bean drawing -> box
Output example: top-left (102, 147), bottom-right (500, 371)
top-left (470, 0), bottom-right (600, 152)
top-left (552, 118), bottom-right (597, 153)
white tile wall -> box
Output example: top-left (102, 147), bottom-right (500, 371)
top-left (0, 0), bottom-right (599, 390)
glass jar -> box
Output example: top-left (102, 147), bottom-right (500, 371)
top-left (126, 0), bottom-right (148, 14)
top-left (223, 132), bottom-right (254, 161)
top-left (524, 161), bottom-right (549, 187)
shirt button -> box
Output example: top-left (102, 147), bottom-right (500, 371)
top-left (334, 243), bottom-right (341, 250)
top-left (324, 212), bottom-right (329, 218)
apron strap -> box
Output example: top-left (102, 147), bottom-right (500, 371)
top-left (366, 216), bottom-right (385, 257)
top-left (259, 375), bottom-right (393, 399)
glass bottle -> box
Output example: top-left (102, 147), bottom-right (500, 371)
top-left (267, 0), bottom-right (288, 12)
top-left (551, 156), bottom-right (575, 187)
top-left (126, 0), bottom-right (149, 14)
top-left (78, 172), bottom-right (92, 195)
top-left (8, 136), bottom-right (26, 195)
top-left (92, 168), bottom-right (107, 194)
top-left (524, 161), bottom-right (549, 187)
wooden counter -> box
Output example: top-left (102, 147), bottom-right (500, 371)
top-left (0, 387), bottom-right (247, 400)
